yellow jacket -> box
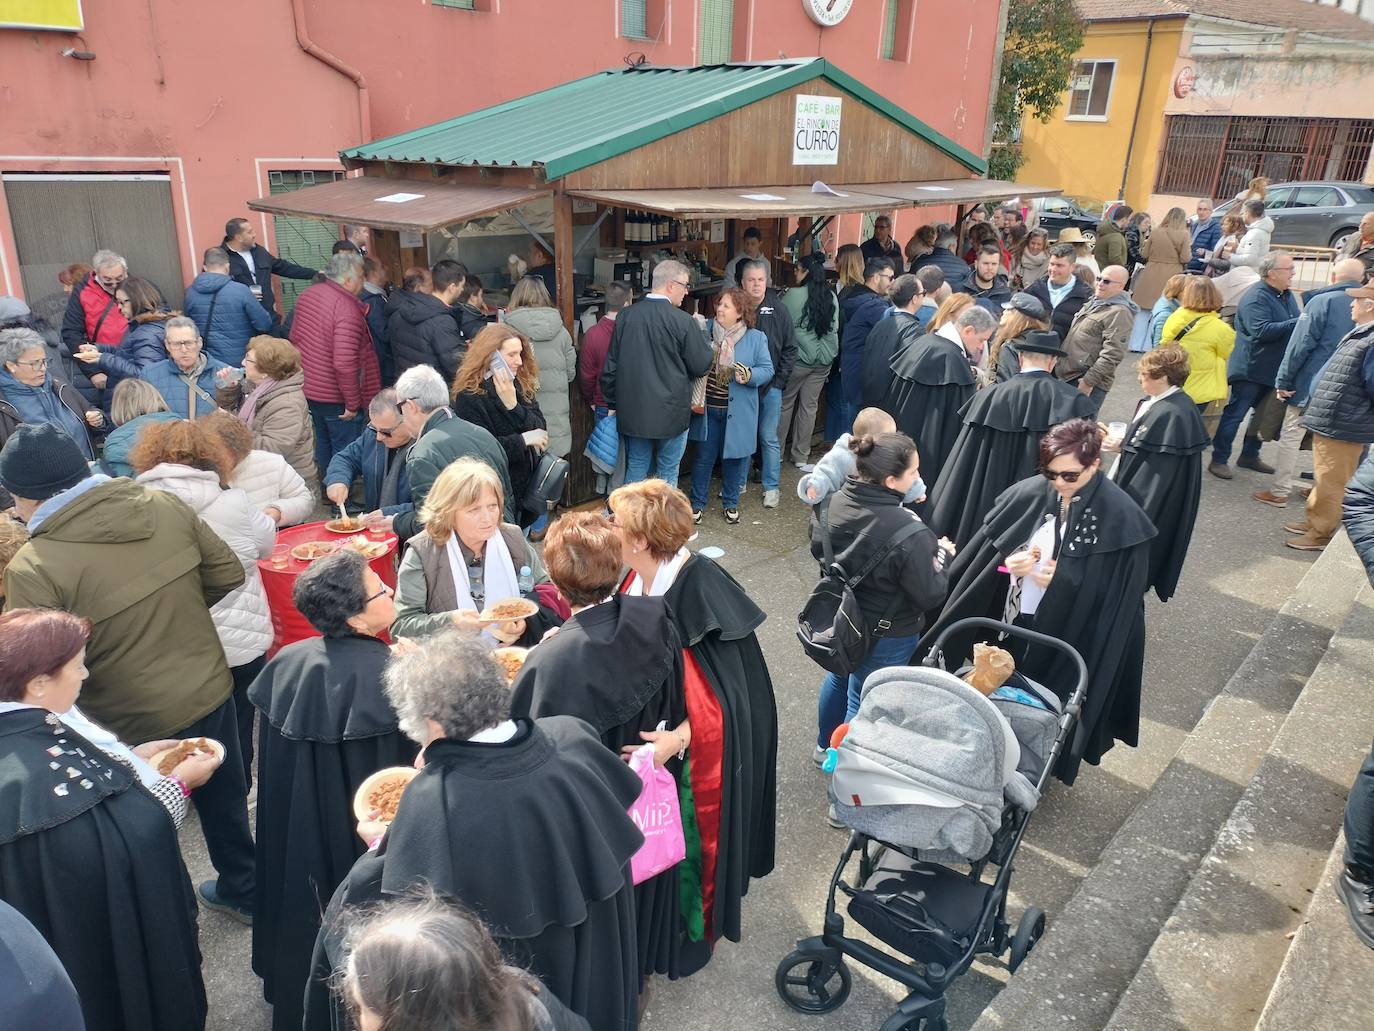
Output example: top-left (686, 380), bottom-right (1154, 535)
top-left (1161, 306), bottom-right (1235, 405)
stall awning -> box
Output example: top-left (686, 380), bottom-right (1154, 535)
top-left (567, 179), bottom-right (1060, 220)
top-left (246, 177), bottom-right (552, 233)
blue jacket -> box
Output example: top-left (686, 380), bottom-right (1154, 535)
top-left (361, 286), bottom-right (392, 380)
top-left (143, 356), bottom-right (232, 419)
top-left (183, 272), bottom-right (273, 367)
top-left (1229, 282), bottom-right (1301, 387)
top-left (1148, 297), bottom-right (1180, 349)
top-left (322, 431), bottom-right (413, 516)
top-left (1275, 280), bottom-right (1361, 408)
top-left (1343, 450), bottom-right (1374, 585)
top-left (96, 317), bottom-right (170, 384)
top-left (908, 248), bottom-right (972, 292)
top-left (688, 325), bottom-right (773, 460)
top-left (1186, 217), bottom-right (1221, 272)
top-left (101, 410), bottom-right (180, 477)
top-left (839, 285), bottom-right (893, 409)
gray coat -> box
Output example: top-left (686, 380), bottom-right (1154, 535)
top-left (503, 306), bottom-right (577, 458)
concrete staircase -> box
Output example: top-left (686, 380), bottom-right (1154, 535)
top-left (971, 534), bottom-right (1372, 1031)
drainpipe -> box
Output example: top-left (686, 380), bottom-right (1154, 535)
top-left (290, 0), bottom-right (371, 143)
top-left (1117, 17), bottom-right (1156, 205)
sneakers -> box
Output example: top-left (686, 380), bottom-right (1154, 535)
top-left (1208, 461), bottom-right (1233, 480)
top-left (198, 880), bottom-right (253, 925)
top-left (1237, 455), bottom-right (1277, 474)
top-left (795, 461), bottom-right (816, 472)
top-left (826, 803), bottom-right (846, 830)
top-left (812, 745), bottom-right (826, 769)
top-left (1251, 489), bottom-right (1288, 508)
top-left (1297, 484), bottom-right (1313, 499)
top-left (1284, 533), bottom-right (1329, 552)
top-left (1283, 520), bottom-right (1311, 535)
top-left (724, 508), bottom-right (741, 525)
top-left (1336, 868), bottom-right (1374, 950)
top-left (692, 508), bottom-right (703, 525)
top-left (763, 489), bottom-right (780, 509)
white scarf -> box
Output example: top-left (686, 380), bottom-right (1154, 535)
top-left (445, 531), bottom-right (521, 611)
top-left (0, 701), bottom-right (160, 787)
top-left (623, 546), bottom-right (691, 598)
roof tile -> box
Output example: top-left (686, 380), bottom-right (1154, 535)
top-left (1074, 0), bottom-right (1374, 39)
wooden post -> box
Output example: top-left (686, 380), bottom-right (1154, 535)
top-left (553, 188), bottom-right (575, 332)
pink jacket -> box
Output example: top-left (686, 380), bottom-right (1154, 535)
top-left (288, 279), bottom-right (380, 411)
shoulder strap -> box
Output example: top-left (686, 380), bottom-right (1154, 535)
top-left (816, 499), bottom-right (836, 569)
top-left (90, 295), bottom-right (117, 343)
top-left (1169, 315), bottom-right (1204, 343)
top-left (845, 518), bottom-right (925, 591)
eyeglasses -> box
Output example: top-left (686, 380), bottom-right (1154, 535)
top-left (13, 357), bottom-right (49, 369)
top-left (671, 279), bottom-right (690, 290)
top-left (362, 585), bottom-right (390, 605)
top-left (166, 340), bottom-right (199, 351)
top-left (369, 423), bottom-right (400, 438)
top-left (1096, 277), bottom-right (1125, 287)
top-left (95, 275), bottom-right (126, 290)
top-left (1041, 467), bottom-right (1085, 483)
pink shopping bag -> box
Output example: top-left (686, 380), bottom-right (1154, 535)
top-left (627, 742), bottom-right (686, 885)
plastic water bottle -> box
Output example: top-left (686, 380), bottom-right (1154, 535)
top-left (518, 565), bottom-right (534, 596)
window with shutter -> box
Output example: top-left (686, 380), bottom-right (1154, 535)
top-left (698, 0), bottom-right (735, 65)
top-left (881, 1), bottom-right (899, 59)
top-left (622, 0), bottom-right (648, 39)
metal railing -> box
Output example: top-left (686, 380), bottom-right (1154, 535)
top-left (1274, 243), bottom-right (1340, 291)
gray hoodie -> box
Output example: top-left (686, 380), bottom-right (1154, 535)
top-left (502, 306), bottom-right (578, 458)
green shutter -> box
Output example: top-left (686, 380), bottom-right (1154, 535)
top-left (268, 171), bottom-right (344, 316)
top-left (622, 0), bottom-right (647, 39)
top-left (881, 0), bottom-right (899, 60)
top-left (698, 0), bottom-right (734, 65)
top-left (432, 0), bottom-right (476, 9)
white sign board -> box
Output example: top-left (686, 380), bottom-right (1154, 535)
top-left (793, 95), bottom-right (842, 166)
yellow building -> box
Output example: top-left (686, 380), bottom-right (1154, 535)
top-left (1018, 0), bottom-right (1374, 218)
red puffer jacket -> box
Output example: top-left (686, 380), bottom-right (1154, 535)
top-left (288, 279), bottom-right (380, 411)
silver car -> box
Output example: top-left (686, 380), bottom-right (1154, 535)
top-left (1215, 180), bottom-right (1374, 251)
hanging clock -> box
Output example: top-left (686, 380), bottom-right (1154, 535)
top-left (802, 0), bottom-right (854, 28)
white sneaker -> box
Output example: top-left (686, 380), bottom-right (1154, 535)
top-left (826, 804), bottom-right (845, 829)
top-left (812, 745), bottom-right (826, 769)
top-left (763, 489), bottom-right (780, 508)
top-left (795, 462), bottom-right (816, 473)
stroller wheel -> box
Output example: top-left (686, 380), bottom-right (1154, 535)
top-left (1008, 906), bottom-right (1046, 973)
top-left (775, 949), bottom-right (852, 1013)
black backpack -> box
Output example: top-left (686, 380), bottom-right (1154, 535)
top-left (797, 509), bottom-right (923, 675)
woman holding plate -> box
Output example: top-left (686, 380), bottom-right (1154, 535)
top-left (392, 457), bottom-right (561, 647)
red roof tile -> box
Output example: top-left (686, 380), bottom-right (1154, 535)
top-left (1073, 0), bottom-right (1374, 39)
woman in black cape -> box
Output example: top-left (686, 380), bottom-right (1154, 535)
top-left (304, 630), bottom-right (644, 1031)
top-left (881, 314), bottom-right (979, 489)
top-left (610, 479), bottom-right (777, 962)
top-left (0, 609), bottom-right (208, 1031)
top-left (1104, 345), bottom-right (1208, 602)
top-left (249, 550), bottom-right (417, 1031)
top-left (923, 419), bottom-right (1156, 784)
top-left (510, 511), bottom-right (693, 982)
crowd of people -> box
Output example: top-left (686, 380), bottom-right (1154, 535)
top-left (2, 191), bottom-right (1373, 1031)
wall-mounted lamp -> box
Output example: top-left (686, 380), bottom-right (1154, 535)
top-left (60, 48), bottom-right (97, 61)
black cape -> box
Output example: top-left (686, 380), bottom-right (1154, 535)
top-left (304, 717), bottom-right (644, 1031)
top-left (0, 709), bottom-right (207, 1031)
top-left (510, 595), bottom-right (691, 981)
top-left (860, 311), bottom-right (924, 408)
top-left (248, 634), bottom-right (417, 1031)
top-left (882, 332), bottom-right (977, 487)
top-left (928, 371), bottom-right (1097, 548)
top-left (1111, 390), bottom-right (1208, 602)
top-left (923, 474), bottom-right (1156, 784)
top-left (662, 555), bottom-right (777, 944)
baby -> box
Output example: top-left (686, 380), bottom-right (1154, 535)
top-left (797, 407), bottom-right (927, 507)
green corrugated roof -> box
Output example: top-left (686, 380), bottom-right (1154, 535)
top-left (342, 58), bottom-right (985, 179)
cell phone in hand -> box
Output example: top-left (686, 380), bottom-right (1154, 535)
top-left (485, 350), bottom-right (514, 381)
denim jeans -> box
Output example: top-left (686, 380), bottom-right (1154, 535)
top-left (757, 385), bottom-right (782, 491)
top-left (690, 407), bottom-right (748, 510)
top-left (817, 632), bottom-right (920, 748)
top-left (824, 364), bottom-right (849, 442)
top-left (309, 400), bottom-right (364, 490)
top-left (1345, 737), bottom-right (1374, 878)
top-left (623, 430), bottom-right (689, 485)
top-left (1211, 379), bottom-right (1267, 465)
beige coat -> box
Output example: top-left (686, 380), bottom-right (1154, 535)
top-left (1132, 226), bottom-right (1190, 308)
top-left (242, 371), bottom-right (318, 493)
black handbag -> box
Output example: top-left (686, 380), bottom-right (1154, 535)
top-left (522, 450), bottom-right (569, 514)
top-left (797, 509), bottom-right (923, 675)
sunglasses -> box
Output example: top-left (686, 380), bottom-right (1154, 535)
top-left (1041, 468), bottom-right (1085, 483)
top-left (1096, 277), bottom-right (1125, 286)
top-left (369, 423), bottom-right (400, 438)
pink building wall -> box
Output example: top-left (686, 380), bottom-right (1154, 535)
top-left (0, 0), bottom-right (1005, 300)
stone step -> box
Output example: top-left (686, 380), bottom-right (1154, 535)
top-left (1103, 580), bottom-right (1374, 1030)
top-left (970, 534), bottom-right (1367, 1031)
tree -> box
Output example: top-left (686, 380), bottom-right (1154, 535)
top-left (989, 0), bottom-right (1084, 182)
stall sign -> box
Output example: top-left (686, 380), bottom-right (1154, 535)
top-left (793, 95), bottom-right (842, 166)
top-left (1, 0), bottom-right (83, 30)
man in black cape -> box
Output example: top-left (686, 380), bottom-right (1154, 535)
top-left (511, 586), bottom-right (692, 981)
top-left (1108, 350), bottom-right (1209, 602)
top-left (249, 552), bottom-right (417, 1031)
top-left (881, 304), bottom-right (995, 487)
top-left (923, 470), bottom-right (1156, 784)
top-left (0, 709), bottom-right (207, 1031)
top-left (929, 330), bottom-right (1096, 547)
top-left (304, 632), bottom-right (644, 1031)
top-left (859, 274), bottom-right (926, 408)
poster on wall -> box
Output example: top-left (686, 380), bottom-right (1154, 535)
top-left (0, 0), bottom-right (84, 31)
top-left (793, 95), bottom-right (842, 166)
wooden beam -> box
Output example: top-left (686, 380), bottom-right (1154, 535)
top-left (553, 188), bottom-right (575, 331)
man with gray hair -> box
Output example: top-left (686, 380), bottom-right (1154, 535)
top-left (183, 246), bottom-right (273, 366)
top-left (907, 230), bottom-right (971, 292)
top-left (222, 215), bottom-right (318, 326)
top-left (323, 387), bottom-right (417, 534)
top-left (60, 249), bottom-right (129, 362)
top-left (389, 364), bottom-right (512, 540)
top-left (289, 251), bottom-right (380, 483)
top-left (600, 258), bottom-right (714, 484)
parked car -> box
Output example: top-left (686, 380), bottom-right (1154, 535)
top-left (1027, 195), bottom-right (1104, 245)
top-left (1214, 180), bottom-right (1374, 251)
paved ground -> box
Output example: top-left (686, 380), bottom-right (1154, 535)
top-left (186, 354), bottom-right (1320, 1030)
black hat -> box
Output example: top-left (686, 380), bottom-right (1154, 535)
top-left (1018, 330), bottom-right (1067, 357)
top-left (0, 423), bottom-right (90, 502)
top-left (1002, 291), bottom-right (1048, 320)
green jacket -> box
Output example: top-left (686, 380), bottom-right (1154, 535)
top-left (3, 479), bottom-right (246, 743)
top-left (781, 285), bottom-right (841, 368)
top-left (1094, 221), bottom-right (1127, 269)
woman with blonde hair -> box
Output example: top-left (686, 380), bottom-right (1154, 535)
top-left (904, 225), bottom-right (938, 268)
top-left (450, 324), bottom-right (548, 529)
top-left (1160, 275), bottom-right (1235, 436)
top-left (391, 457), bottom-right (559, 646)
top-left (989, 295), bottom-right (1051, 382)
top-left (501, 277), bottom-right (576, 461)
top-left (929, 291), bottom-right (975, 333)
top-left (101, 378), bottom-right (177, 477)
top-left (226, 334), bottom-right (317, 494)
top-left (1134, 207), bottom-right (1191, 309)
top-left (834, 244), bottom-right (865, 299)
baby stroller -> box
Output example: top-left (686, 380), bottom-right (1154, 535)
top-left (774, 618), bottom-right (1088, 1031)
